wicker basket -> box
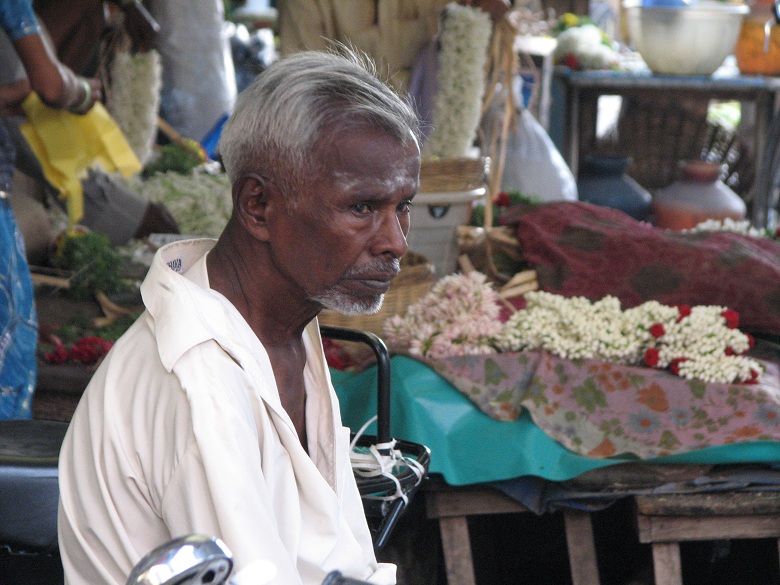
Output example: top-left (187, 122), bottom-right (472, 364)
top-left (317, 251), bottom-right (435, 337)
top-left (419, 157), bottom-right (489, 193)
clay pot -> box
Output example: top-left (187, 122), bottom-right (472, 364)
top-left (652, 160), bottom-right (746, 230)
top-left (576, 155), bottom-right (652, 221)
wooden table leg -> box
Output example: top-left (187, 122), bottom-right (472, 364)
top-left (563, 509), bottom-right (601, 585)
top-left (650, 542), bottom-right (683, 585)
top-left (438, 515), bottom-right (477, 585)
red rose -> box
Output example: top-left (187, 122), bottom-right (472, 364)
top-left (44, 343), bottom-right (69, 365)
top-left (669, 357), bottom-right (688, 376)
top-left (675, 305), bottom-right (691, 323)
top-left (643, 347), bottom-right (660, 367)
top-left (720, 309), bottom-right (739, 329)
top-left (68, 336), bottom-right (113, 365)
top-left (563, 53), bottom-right (580, 70)
top-left (725, 346), bottom-right (735, 356)
top-left (747, 368), bottom-right (760, 384)
top-left (745, 332), bottom-right (755, 350)
top-left (649, 323), bottom-right (665, 338)
top-left (493, 191), bottom-right (511, 208)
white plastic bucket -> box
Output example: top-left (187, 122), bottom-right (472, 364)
top-left (408, 188), bottom-right (486, 277)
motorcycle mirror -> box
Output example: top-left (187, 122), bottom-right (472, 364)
top-left (126, 534), bottom-right (234, 585)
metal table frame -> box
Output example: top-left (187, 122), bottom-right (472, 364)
top-left (552, 68), bottom-right (780, 227)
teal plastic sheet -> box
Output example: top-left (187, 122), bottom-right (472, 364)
top-left (332, 356), bottom-right (780, 486)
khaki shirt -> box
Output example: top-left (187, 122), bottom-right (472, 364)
top-left (278, 0), bottom-right (448, 91)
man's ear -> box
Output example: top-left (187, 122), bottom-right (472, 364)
top-left (233, 174), bottom-right (271, 241)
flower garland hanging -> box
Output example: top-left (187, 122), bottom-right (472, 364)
top-left (383, 273), bottom-right (763, 384)
top-left (423, 3), bottom-right (493, 159)
top-left (108, 49), bottom-right (162, 165)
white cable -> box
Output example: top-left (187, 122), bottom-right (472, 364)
top-left (349, 416), bottom-right (426, 504)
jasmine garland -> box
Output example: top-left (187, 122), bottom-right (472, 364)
top-left (384, 274), bottom-right (762, 384)
top-left (423, 3), bottom-right (492, 159)
top-left (498, 291), bottom-right (761, 384)
top-left (108, 49), bottom-right (162, 165)
top-left (128, 167), bottom-right (232, 238)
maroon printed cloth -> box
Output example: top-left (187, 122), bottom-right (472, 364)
top-left (502, 201), bottom-right (780, 335)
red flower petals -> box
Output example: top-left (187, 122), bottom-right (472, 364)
top-left (643, 347), bottom-right (660, 367)
top-left (563, 53), bottom-right (580, 70)
top-left (43, 335), bottom-right (113, 366)
top-left (649, 323), bottom-right (665, 338)
top-left (493, 191), bottom-right (511, 208)
top-left (669, 357), bottom-right (688, 376)
top-left (721, 308), bottom-right (740, 329)
top-left (43, 342), bottom-right (69, 365)
top-left (676, 305), bottom-right (691, 323)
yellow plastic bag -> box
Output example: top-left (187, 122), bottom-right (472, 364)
top-left (20, 93), bottom-right (142, 225)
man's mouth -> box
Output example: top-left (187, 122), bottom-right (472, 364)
top-left (342, 259), bottom-right (401, 293)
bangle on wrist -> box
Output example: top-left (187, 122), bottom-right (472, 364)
top-left (69, 79), bottom-right (93, 115)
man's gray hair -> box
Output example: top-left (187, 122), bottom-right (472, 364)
top-left (218, 48), bottom-right (421, 207)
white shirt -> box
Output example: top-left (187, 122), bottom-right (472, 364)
top-left (58, 238), bottom-right (395, 585)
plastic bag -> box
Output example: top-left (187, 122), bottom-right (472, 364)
top-left (150, 0), bottom-right (237, 143)
top-left (20, 93), bottom-right (141, 225)
top-left (500, 108), bottom-right (577, 201)
top-left (482, 81), bottom-right (578, 202)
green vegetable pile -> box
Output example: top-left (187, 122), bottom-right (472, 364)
top-left (142, 143), bottom-right (204, 178)
top-left (51, 230), bottom-right (128, 300)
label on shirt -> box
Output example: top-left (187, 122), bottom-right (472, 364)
top-left (167, 257), bottom-right (183, 273)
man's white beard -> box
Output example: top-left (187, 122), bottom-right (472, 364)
top-left (310, 257), bottom-right (399, 315)
top-left (312, 290), bottom-right (385, 315)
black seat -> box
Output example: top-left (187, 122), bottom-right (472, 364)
top-left (0, 419), bottom-right (68, 553)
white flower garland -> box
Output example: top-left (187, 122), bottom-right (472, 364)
top-left (128, 166), bottom-right (232, 238)
top-left (384, 273), bottom-right (763, 384)
top-left (686, 217), bottom-right (773, 239)
top-left (109, 50), bottom-right (162, 166)
top-left (552, 24), bottom-right (618, 70)
top-left (498, 291), bottom-right (761, 384)
top-left (423, 3), bottom-right (492, 159)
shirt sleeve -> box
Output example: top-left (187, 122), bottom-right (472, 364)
top-left (0, 0), bottom-right (40, 40)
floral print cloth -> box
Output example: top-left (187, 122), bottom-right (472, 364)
top-left (424, 341), bottom-right (780, 460)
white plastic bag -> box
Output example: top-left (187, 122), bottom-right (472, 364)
top-left (482, 80), bottom-right (578, 202)
top-left (149, 0), bottom-right (237, 143)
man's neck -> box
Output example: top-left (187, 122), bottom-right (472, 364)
top-left (206, 227), bottom-right (317, 348)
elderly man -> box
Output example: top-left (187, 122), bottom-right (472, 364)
top-left (57, 49), bottom-right (421, 585)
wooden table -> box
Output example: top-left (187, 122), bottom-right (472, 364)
top-left (424, 479), bottom-right (601, 585)
top-left (634, 491), bottom-right (780, 585)
top-left (551, 68), bottom-right (780, 226)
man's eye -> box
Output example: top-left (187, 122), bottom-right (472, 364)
top-left (352, 203), bottom-right (372, 214)
top-left (398, 200), bottom-right (413, 213)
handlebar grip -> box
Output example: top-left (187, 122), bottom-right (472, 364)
top-left (321, 571), bottom-right (372, 585)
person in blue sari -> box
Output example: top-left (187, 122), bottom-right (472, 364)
top-left (0, 0), bottom-right (101, 418)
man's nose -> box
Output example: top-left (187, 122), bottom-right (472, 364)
top-left (374, 210), bottom-right (408, 259)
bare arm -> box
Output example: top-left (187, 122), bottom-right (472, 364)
top-left (0, 0), bottom-right (101, 113)
top-left (0, 78), bottom-right (30, 117)
top-left (13, 30), bottom-right (102, 112)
